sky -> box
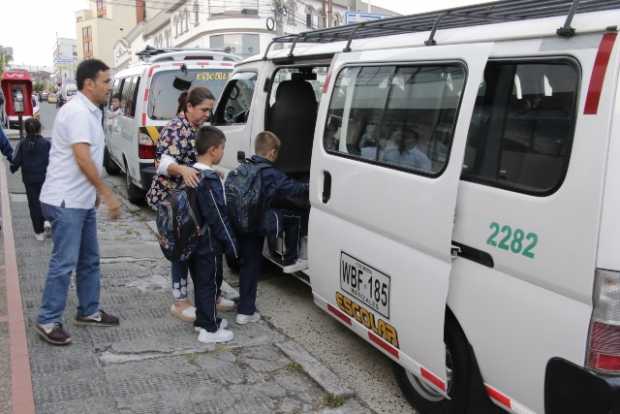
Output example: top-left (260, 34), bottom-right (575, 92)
top-left (0, 0), bottom-right (498, 69)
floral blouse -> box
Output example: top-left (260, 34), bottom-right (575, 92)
top-left (146, 115), bottom-right (197, 209)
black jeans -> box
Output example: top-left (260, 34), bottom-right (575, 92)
top-left (25, 181), bottom-right (44, 234)
top-left (187, 252), bottom-right (219, 332)
top-left (238, 234), bottom-right (264, 316)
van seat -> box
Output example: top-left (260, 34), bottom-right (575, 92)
top-left (269, 79), bottom-right (318, 174)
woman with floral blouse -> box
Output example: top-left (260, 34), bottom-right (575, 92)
top-left (146, 86), bottom-right (235, 321)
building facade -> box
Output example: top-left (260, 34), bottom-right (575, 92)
top-left (53, 38), bottom-right (78, 88)
top-left (75, 0), bottom-right (142, 68)
top-left (114, 0), bottom-right (399, 70)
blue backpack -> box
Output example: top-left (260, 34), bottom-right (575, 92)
top-left (225, 160), bottom-right (269, 234)
top-left (156, 185), bottom-right (204, 262)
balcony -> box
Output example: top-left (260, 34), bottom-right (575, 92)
top-left (208, 0), bottom-right (269, 18)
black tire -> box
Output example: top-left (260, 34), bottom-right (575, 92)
top-left (124, 161), bottom-right (145, 205)
top-left (393, 310), bottom-right (472, 414)
top-left (104, 147), bottom-right (121, 175)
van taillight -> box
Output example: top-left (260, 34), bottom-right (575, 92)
top-left (138, 133), bottom-right (155, 159)
top-left (587, 269), bottom-right (620, 374)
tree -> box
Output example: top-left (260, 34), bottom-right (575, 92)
top-left (0, 45), bottom-right (13, 75)
top-left (34, 81), bottom-right (45, 93)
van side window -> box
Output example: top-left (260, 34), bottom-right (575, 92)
top-left (324, 64), bottom-right (466, 176)
top-left (109, 79), bottom-right (121, 108)
top-left (213, 72), bottom-right (257, 125)
top-left (122, 76), bottom-right (140, 118)
top-left (462, 60), bottom-right (579, 194)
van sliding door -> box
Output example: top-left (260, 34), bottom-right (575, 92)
top-left (308, 43), bottom-right (491, 390)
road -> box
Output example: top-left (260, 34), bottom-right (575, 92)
top-left (37, 101), bottom-right (416, 414)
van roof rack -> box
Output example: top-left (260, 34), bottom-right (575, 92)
top-left (264, 0), bottom-right (620, 58)
top-left (136, 46), bottom-right (240, 62)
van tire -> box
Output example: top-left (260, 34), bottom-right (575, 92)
top-left (124, 161), bottom-right (145, 205)
top-left (104, 147), bottom-right (121, 175)
top-left (393, 310), bottom-right (472, 414)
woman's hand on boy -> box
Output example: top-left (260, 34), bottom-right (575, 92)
top-left (179, 165), bottom-right (200, 188)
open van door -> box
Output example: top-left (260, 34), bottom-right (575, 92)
top-left (309, 42), bottom-right (491, 390)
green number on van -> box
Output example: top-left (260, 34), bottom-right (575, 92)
top-left (487, 223), bottom-right (538, 259)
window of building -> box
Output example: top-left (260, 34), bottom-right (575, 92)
top-left (286, 0), bottom-right (297, 25)
top-left (462, 59), bottom-right (579, 195)
top-left (82, 26), bottom-right (93, 59)
top-left (96, 0), bottom-right (106, 18)
top-left (324, 63), bottom-right (466, 176)
top-left (210, 34), bottom-right (259, 58)
top-left (306, 6), bottom-right (314, 28)
top-left (194, 1), bottom-right (200, 26)
top-left (213, 72), bottom-right (257, 125)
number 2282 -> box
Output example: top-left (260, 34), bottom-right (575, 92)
top-left (487, 222), bottom-right (538, 259)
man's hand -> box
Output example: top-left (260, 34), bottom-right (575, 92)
top-left (179, 165), bottom-right (200, 188)
top-left (100, 190), bottom-right (121, 220)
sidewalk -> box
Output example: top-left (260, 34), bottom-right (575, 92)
top-left (1, 159), bottom-right (372, 414)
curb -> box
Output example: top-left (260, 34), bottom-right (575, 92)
top-left (276, 340), bottom-right (355, 400)
top-left (0, 158), bottom-right (36, 414)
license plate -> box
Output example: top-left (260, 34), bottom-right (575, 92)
top-left (340, 252), bottom-right (390, 318)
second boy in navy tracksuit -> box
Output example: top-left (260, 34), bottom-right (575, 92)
top-left (191, 126), bottom-right (239, 343)
top-left (236, 131), bottom-right (308, 325)
top-left (10, 118), bottom-right (50, 240)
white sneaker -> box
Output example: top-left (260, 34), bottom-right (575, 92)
top-left (43, 220), bottom-right (51, 234)
top-left (216, 297), bottom-right (236, 312)
top-left (34, 232), bottom-right (45, 242)
top-left (236, 312), bottom-right (261, 325)
top-left (194, 318), bottom-right (228, 332)
top-left (197, 327), bottom-right (234, 343)
top-left (282, 259), bottom-right (308, 273)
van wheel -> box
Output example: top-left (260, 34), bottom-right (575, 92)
top-left (393, 310), bottom-right (472, 414)
top-left (104, 147), bottom-right (121, 175)
top-left (124, 162), bottom-right (145, 205)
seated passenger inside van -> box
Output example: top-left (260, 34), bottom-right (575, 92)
top-left (399, 128), bottom-right (432, 172)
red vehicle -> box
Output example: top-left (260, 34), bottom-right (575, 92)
top-left (1, 69), bottom-right (33, 129)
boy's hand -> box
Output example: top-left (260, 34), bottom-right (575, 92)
top-left (180, 166), bottom-right (200, 188)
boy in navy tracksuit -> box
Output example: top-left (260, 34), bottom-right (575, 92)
top-left (10, 118), bottom-right (50, 240)
top-left (236, 131), bottom-right (308, 325)
top-left (191, 126), bottom-right (239, 343)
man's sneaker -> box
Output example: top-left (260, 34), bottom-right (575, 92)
top-left (194, 318), bottom-right (228, 332)
top-left (216, 296), bottom-right (236, 312)
top-left (170, 300), bottom-right (196, 322)
top-left (282, 259), bottom-right (308, 273)
top-left (34, 232), bottom-right (45, 242)
top-left (75, 310), bottom-right (119, 327)
top-left (34, 323), bottom-right (72, 345)
top-left (236, 312), bottom-right (261, 325)
top-left (197, 327), bottom-right (234, 344)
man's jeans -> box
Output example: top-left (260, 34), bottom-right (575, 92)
top-left (37, 203), bottom-right (101, 325)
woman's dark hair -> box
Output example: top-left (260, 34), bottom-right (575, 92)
top-left (24, 117), bottom-right (41, 136)
top-left (176, 86), bottom-right (215, 115)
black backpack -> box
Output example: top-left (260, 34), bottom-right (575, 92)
top-left (156, 186), bottom-right (204, 262)
top-left (225, 160), bottom-right (270, 234)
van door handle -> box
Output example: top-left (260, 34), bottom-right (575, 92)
top-left (237, 151), bottom-right (246, 163)
top-left (322, 171), bottom-right (332, 203)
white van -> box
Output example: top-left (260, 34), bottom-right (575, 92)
top-left (213, 1), bottom-right (620, 413)
top-left (104, 48), bottom-right (239, 203)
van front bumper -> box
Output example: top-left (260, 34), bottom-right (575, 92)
top-left (545, 357), bottom-right (620, 413)
top-left (139, 163), bottom-right (156, 190)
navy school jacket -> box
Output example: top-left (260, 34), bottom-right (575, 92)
top-left (194, 164), bottom-right (239, 258)
top-left (10, 134), bottom-right (50, 184)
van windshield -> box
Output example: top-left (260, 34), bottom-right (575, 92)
top-left (148, 68), bottom-right (231, 120)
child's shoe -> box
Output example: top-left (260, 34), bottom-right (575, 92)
top-left (216, 296), bottom-right (236, 312)
top-left (170, 299), bottom-right (196, 322)
top-left (197, 327), bottom-right (234, 343)
top-left (34, 232), bottom-right (45, 242)
top-left (236, 312), bottom-right (261, 325)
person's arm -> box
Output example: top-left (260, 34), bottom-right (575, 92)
top-left (155, 126), bottom-right (199, 187)
top-left (9, 141), bottom-right (22, 174)
top-left (273, 170), bottom-right (309, 201)
top-left (0, 128), bottom-right (13, 162)
top-left (73, 143), bottom-right (121, 219)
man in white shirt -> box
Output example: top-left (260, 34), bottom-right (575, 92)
top-left (35, 59), bottom-right (122, 346)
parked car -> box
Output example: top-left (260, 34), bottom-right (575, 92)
top-left (40, 91), bottom-right (48, 102)
top-left (47, 93), bottom-right (57, 104)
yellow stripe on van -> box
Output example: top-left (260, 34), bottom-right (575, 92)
top-left (144, 126), bottom-right (161, 143)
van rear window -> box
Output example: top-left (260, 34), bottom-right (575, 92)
top-left (462, 59), bottom-right (579, 195)
top-left (147, 69), bottom-right (231, 120)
